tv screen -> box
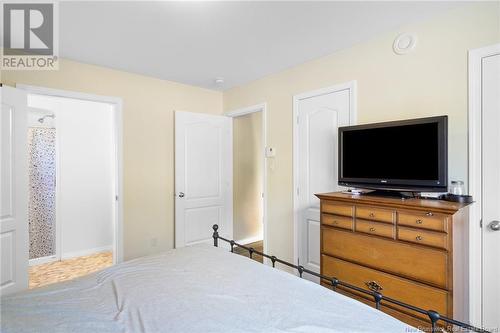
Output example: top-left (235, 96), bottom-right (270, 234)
top-left (339, 116), bottom-right (447, 192)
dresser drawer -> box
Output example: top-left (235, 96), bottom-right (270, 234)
top-left (355, 219), bottom-right (395, 239)
top-left (322, 201), bottom-right (354, 217)
top-left (322, 214), bottom-right (353, 231)
top-left (321, 285), bottom-right (446, 332)
top-left (356, 206), bottom-right (395, 224)
top-left (398, 227), bottom-right (448, 250)
top-left (398, 210), bottom-right (448, 232)
top-left (321, 255), bottom-right (449, 319)
top-left (322, 227), bottom-right (449, 288)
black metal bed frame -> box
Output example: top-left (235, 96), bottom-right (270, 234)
top-left (211, 224), bottom-right (488, 333)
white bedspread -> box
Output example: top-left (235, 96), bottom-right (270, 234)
top-left (1, 245), bottom-right (415, 333)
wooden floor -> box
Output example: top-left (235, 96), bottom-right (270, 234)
top-left (233, 240), bottom-right (264, 263)
top-left (29, 252), bottom-right (113, 289)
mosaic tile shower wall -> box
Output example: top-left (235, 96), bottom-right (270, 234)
top-left (28, 128), bottom-right (56, 260)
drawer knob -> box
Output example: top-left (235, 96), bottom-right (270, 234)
top-left (365, 280), bottom-right (383, 292)
top-left (333, 220), bottom-right (338, 224)
top-left (425, 212), bottom-right (434, 217)
top-left (416, 219), bottom-right (423, 224)
top-left (416, 235), bottom-right (423, 241)
top-left (369, 227), bottom-right (376, 232)
top-left (369, 212), bottom-right (375, 217)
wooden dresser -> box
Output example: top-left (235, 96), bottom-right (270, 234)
top-left (317, 192), bottom-right (470, 330)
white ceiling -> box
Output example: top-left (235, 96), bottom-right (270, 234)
top-left (59, 1), bottom-right (465, 91)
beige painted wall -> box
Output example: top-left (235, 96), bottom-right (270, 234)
top-left (2, 59), bottom-right (223, 260)
top-left (223, 3), bottom-right (500, 262)
top-left (233, 112), bottom-right (263, 242)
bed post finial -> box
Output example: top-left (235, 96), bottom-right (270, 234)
top-left (426, 310), bottom-right (440, 332)
top-left (212, 224), bottom-right (219, 247)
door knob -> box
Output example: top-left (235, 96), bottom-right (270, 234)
top-left (178, 192), bottom-right (185, 198)
top-left (489, 220), bottom-right (500, 231)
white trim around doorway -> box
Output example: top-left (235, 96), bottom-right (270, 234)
top-left (17, 84), bottom-right (124, 265)
top-left (225, 103), bottom-right (268, 262)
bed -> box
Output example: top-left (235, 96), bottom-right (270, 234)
top-left (1, 244), bottom-right (414, 333)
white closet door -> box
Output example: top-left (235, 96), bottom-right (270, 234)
top-left (174, 111), bottom-right (232, 248)
top-left (481, 53), bottom-right (500, 330)
top-left (1, 86), bottom-right (29, 295)
top-left (295, 85), bottom-right (354, 282)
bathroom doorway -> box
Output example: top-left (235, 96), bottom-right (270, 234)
top-left (21, 86), bottom-right (123, 288)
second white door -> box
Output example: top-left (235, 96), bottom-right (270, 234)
top-left (481, 51), bottom-right (500, 331)
top-left (175, 111), bottom-right (232, 248)
top-left (295, 83), bottom-right (355, 282)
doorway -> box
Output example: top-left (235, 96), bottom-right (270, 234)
top-left (226, 104), bottom-right (267, 263)
top-left (19, 85), bottom-right (123, 289)
top-left (468, 44), bottom-right (500, 331)
top-left (293, 82), bottom-right (356, 282)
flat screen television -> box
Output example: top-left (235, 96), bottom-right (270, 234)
top-left (338, 116), bottom-right (448, 192)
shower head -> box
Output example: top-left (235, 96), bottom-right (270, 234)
top-left (38, 114), bottom-right (55, 124)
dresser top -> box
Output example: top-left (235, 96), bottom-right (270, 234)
top-left (316, 192), bottom-right (470, 214)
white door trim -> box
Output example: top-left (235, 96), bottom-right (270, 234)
top-left (468, 43), bottom-right (500, 327)
top-left (16, 84), bottom-right (124, 264)
top-left (225, 103), bottom-right (268, 257)
top-left (292, 81), bottom-right (357, 267)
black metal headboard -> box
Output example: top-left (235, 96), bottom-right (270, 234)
top-left (211, 224), bottom-right (488, 333)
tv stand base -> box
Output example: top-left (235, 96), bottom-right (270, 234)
top-left (361, 189), bottom-right (416, 199)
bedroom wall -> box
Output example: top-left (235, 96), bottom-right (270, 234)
top-left (233, 111), bottom-right (263, 243)
top-left (2, 59), bottom-right (223, 260)
top-left (223, 2), bottom-right (500, 263)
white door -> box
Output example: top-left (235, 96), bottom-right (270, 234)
top-left (295, 84), bottom-right (355, 282)
top-left (1, 86), bottom-right (29, 295)
top-left (482, 52), bottom-right (500, 331)
top-left (175, 111), bottom-right (232, 248)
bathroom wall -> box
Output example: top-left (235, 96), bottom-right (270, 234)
top-left (28, 94), bottom-right (115, 259)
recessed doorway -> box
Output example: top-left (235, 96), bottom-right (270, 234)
top-left (226, 104), bottom-right (267, 263)
top-left (19, 85), bottom-right (123, 289)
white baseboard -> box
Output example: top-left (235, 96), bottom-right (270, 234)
top-left (62, 245), bottom-right (112, 260)
top-left (234, 235), bottom-right (263, 246)
top-left (29, 255), bottom-right (58, 266)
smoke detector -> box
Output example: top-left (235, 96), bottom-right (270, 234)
top-left (393, 33), bottom-right (417, 55)
top-left (214, 77), bottom-right (225, 85)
